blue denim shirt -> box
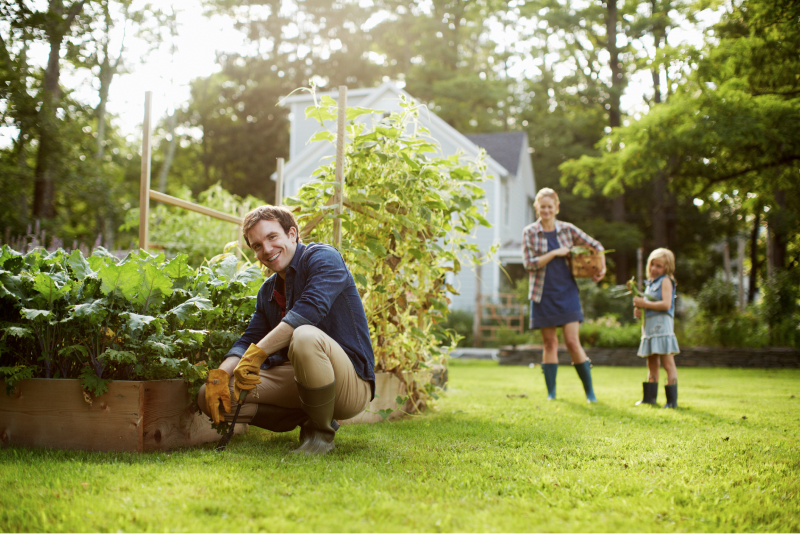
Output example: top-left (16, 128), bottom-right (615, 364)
top-left (225, 242), bottom-right (376, 398)
top-left (644, 275), bottom-right (676, 318)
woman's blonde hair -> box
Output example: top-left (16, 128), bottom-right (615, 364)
top-left (647, 248), bottom-right (676, 280)
top-left (533, 188), bottom-right (560, 216)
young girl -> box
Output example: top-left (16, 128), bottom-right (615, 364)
top-left (633, 248), bottom-right (680, 408)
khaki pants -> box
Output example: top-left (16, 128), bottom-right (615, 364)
top-left (198, 325), bottom-right (371, 424)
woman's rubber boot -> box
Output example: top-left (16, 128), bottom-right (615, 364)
top-left (291, 379), bottom-right (337, 455)
top-left (542, 363), bottom-right (558, 400)
top-left (574, 360), bottom-right (598, 403)
top-left (248, 404), bottom-right (309, 432)
top-left (635, 382), bottom-right (659, 406)
top-left (663, 383), bottom-right (678, 409)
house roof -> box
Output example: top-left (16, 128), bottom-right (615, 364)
top-left (465, 132), bottom-right (526, 177)
top-left (276, 81), bottom-right (512, 183)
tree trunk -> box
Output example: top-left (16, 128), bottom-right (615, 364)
top-left (748, 210), bottom-right (760, 303)
top-left (652, 172), bottom-right (667, 248)
top-left (32, 27), bottom-right (64, 220)
top-left (606, 0), bottom-right (628, 282)
top-left (32, 0), bottom-right (87, 220)
top-left (770, 188), bottom-right (787, 271)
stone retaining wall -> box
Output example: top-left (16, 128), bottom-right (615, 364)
top-left (497, 346), bottom-right (800, 368)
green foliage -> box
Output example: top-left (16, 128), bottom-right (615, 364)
top-left (680, 309), bottom-right (769, 349)
top-left (0, 244), bottom-right (263, 398)
top-left (761, 271), bottom-right (800, 347)
top-left (696, 277), bottom-right (739, 316)
top-left (286, 96), bottom-right (493, 373)
top-left (578, 279), bottom-right (637, 325)
top-left (579, 315), bottom-right (642, 348)
top-left (441, 309), bottom-right (474, 348)
top-left (121, 184), bottom-right (261, 266)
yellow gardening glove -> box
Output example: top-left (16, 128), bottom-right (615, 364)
top-left (233, 343), bottom-right (268, 401)
top-left (205, 369), bottom-right (231, 424)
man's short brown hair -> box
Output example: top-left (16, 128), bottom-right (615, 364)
top-left (242, 206), bottom-right (300, 247)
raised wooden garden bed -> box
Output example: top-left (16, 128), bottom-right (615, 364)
top-left (0, 367), bottom-right (446, 451)
top-left (0, 378), bottom-right (246, 452)
top-left (341, 369), bottom-right (433, 425)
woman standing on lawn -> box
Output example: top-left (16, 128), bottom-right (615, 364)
top-left (633, 248), bottom-right (680, 408)
top-left (522, 188), bottom-right (606, 402)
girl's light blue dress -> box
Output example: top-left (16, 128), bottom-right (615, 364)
top-left (637, 275), bottom-right (681, 357)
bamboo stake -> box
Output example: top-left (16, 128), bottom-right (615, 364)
top-left (139, 91), bottom-right (153, 252)
top-left (333, 85), bottom-right (347, 247)
top-left (148, 190), bottom-right (242, 225)
top-left (275, 157), bottom-right (284, 206)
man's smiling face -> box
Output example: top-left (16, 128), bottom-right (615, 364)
top-left (246, 219), bottom-right (298, 278)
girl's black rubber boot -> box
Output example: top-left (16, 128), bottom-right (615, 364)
top-left (635, 382), bottom-right (659, 406)
top-left (663, 384), bottom-right (678, 409)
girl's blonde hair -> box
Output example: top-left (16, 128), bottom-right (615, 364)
top-left (533, 188), bottom-right (560, 216)
top-left (647, 248), bottom-right (676, 280)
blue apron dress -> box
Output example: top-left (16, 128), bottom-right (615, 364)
top-left (530, 230), bottom-right (584, 329)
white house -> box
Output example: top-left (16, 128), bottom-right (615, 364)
top-left (277, 82), bottom-right (536, 311)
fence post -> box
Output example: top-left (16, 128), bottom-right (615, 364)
top-left (737, 236), bottom-right (746, 311)
top-left (473, 261), bottom-right (482, 347)
top-left (139, 91), bottom-right (153, 252)
top-left (333, 86), bottom-right (347, 247)
top-left (723, 241), bottom-right (731, 286)
top-left (636, 247), bottom-right (643, 292)
top-left (275, 157), bottom-right (284, 206)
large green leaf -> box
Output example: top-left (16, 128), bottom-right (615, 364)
top-left (99, 349), bottom-right (137, 365)
top-left (67, 250), bottom-right (94, 280)
top-left (0, 272), bottom-right (26, 302)
top-left (163, 254), bottom-right (191, 279)
top-left (2, 326), bottom-right (33, 339)
top-left (213, 254), bottom-right (239, 282)
top-left (33, 272), bottom-right (71, 303)
top-left (167, 296), bottom-right (214, 322)
top-left (20, 308), bottom-right (52, 322)
top-left (99, 261), bottom-right (141, 299)
top-left (71, 299), bottom-right (110, 322)
top-left (79, 366), bottom-right (110, 397)
top-left (120, 312), bottom-right (159, 334)
top-left (134, 262), bottom-right (173, 312)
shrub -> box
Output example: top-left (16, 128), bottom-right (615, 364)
top-left (695, 276), bottom-right (738, 316)
top-left (679, 310), bottom-right (768, 348)
top-left (441, 309), bottom-right (474, 348)
top-left (761, 271), bottom-right (799, 347)
top-left (579, 315), bottom-right (641, 348)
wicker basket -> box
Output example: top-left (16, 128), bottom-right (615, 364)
top-left (569, 250), bottom-right (603, 278)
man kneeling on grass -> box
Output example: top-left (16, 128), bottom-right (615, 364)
top-left (197, 206), bottom-right (375, 455)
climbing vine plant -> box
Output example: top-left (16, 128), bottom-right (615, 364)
top-left (286, 95), bottom-right (494, 376)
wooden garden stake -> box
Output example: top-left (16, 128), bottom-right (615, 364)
top-left (275, 157), bottom-right (284, 206)
top-left (333, 86), bottom-right (347, 248)
top-left (139, 91), bottom-right (153, 252)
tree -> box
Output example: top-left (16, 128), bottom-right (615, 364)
top-left (560, 0), bottom-right (800, 282)
top-left (26, 0), bottom-right (92, 220)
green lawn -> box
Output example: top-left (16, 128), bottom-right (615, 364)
top-left (1, 361), bottom-right (798, 532)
